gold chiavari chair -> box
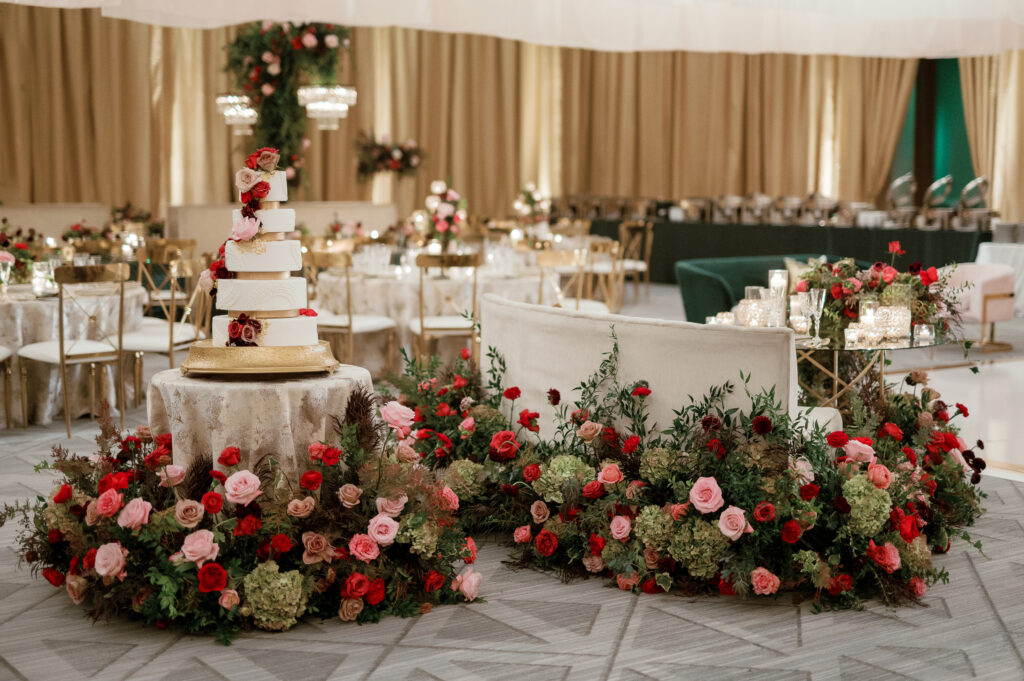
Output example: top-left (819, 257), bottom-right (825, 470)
top-left (304, 251), bottom-right (398, 369)
top-left (618, 219), bottom-right (653, 300)
top-left (17, 263), bottom-right (129, 435)
top-left (412, 253), bottom-right (484, 362)
top-left (536, 249), bottom-right (587, 310)
top-left (584, 239), bottom-right (625, 314)
top-left (0, 345), bottom-right (12, 429)
top-left (137, 239), bottom-right (197, 317)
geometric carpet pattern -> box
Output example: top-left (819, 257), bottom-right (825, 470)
top-left (3, 404), bottom-right (1024, 680)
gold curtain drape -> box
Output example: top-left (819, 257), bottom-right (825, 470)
top-left (958, 56), bottom-right (999, 185)
top-left (992, 51), bottom-right (1024, 222)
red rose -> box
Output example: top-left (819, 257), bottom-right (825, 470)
top-left (489, 430), bottom-right (520, 462)
top-left (701, 415), bottom-right (721, 432)
top-left (320, 447), bottom-right (342, 467)
top-left (826, 573), bottom-right (853, 596)
top-left (54, 484), bottom-right (73, 504)
top-left (898, 514), bottom-right (920, 543)
top-left (631, 385), bottom-right (651, 397)
top-left (436, 402), bottom-right (453, 417)
top-left (830, 282), bottom-right (845, 300)
top-left (198, 492), bottom-right (222, 514)
top-left (588, 534), bottom-right (606, 556)
top-left (752, 415), bottom-right (773, 435)
top-left (270, 533), bottom-right (293, 555)
top-left (641, 579), bottom-right (664, 594)
top-left (98, 471), bottom-right (131, 495)
top-left (342, 572), bottom-right (369, 598)
top-left (210, 470), bottom-right (227, 484)
top-left (42, 568), bottom-right (65, 587)
top-left (752, 502), bottom-right (775, 522)
top-left (68, 556), bottom-right (79, 575)
top-left (518, 409), bottom-right (540, 433)
top-left (706, 438), bottom-right (726, 458)
top-left (300, 471), bottom-right (323, 490)
top-left (535, 529), bottom-right (558, 557)
top-left (120, 436), bottom-right (142, 456)
top-left (197, 563), bottom-right (228, 593)
top-left (460, 347), bottom-right (471, 360)
top-left (799, 483), bottom-right (820, 501)
top-left (718, 577), bottom-right (736, 595)
top-left (622, 435), bottom-right (640, 454)
top-left (956, 403), bottom-right (969, 417)
top-left (522, 464), bottom-right (541, 482)
top-left (503, 387), bottom-right (521, 401)
top-left (878, 422), bottom-right (904, 440)
top-left (780, 519), bottom-right (802, 544)
top-left (582, 480), bottom-right (604, 499)
top-left (83, 548), bottom-right (97, 571)
top-left (218, 446), bottom-right (241, 467)
top-left (233, 515), bottom-right (262, 537)
top-left (365, 578), bottom-right (386, 605)
top-left (826, 431), bottom-right (849, 448)
top-left (48, 529), bottom-right (63, 543)
top-left (902, 447), bottom-right (918, 466)
top-left (227, 321), bottom-right (243, 340)
top-left (13, 242), bottom-right (28, 250)
top-left (547, 389), bottom-right (560, 406)
top-left (245, 153), bottom-right (259, 169)
top-left (852, 436), bottom-right (874, 447)
top-left (251, 181), bottom-right (270, 199)
top-left (423, 569), bottom-right (445, 593)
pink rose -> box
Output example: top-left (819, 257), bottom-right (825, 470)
top-left (231, 216), bottom-right (260, 241)
top-left (338, 484), bottom-right (363, 508)
top-left (616, 572), bottom-right (640, 590)
top-left (717, 505), bottom-right (753, 541)
top-left (436, 220), bottom-right (449, 233)
top-left (267, 62), bottom-right (281, 76)
top-left (577, 421), bottom-right (602, 442)
top-left (66, 574), bottom-right (87, 604)
top-left (440, 486), bottom-right (460, 511)
top-left (643, 546), bottom-right (660, 569)
top-left (866, 463), bottom-right (892, 490)
top-left (349, 533), bottom-right (380, 563)
top-left (949, 448), bottom-right (972, 475)
top-left (867, 539), bottom-right (902, 574)
top-left (582, 553), bottom-right (604, 573)
top-left (842, 440), bottom-right (876, 465)
top-left (368, 513), bottom-right (400, 546)
top-left (530, 500), bottom-right (550, 524)
top-left (116, 498), bottom-right (152, 531)
top-left (882, 265), bottom-right (899, 283)
top-left (224, 470), bottom-right (262, 506)
top-left (795, 279), bottom-right (809, 293)
top-left (610, 515), bottom-right (632, 541)
top-left (436, 202), bottom-right (455, 219)
top-left (94, 542), bottom-right (128, 580)
top-left (451, 566), bottom-right (482, 601)
top-left (513, 525), bottom-right (532, 543)
top-left (380, 401), bottom-right (415, 437)
top-left (750, 567), bottom-right (781, 595)
top-left (375, 495), bottom-right (408, 518)
top-left (909, 576), bottom-right (927, 597)
top-left (302, 32), bottom-right (318, 48)
top-left (181, 529), bottom-right (219, 566)
top-left (287, 496), bottom-right (316, 518)
top-left (689, 477), bottom-right (724, 514)
top-left (256, 149), bottom-right (279, 171)
top-left (302, 532), bottom-right (335, 565)
top-left (324, 34), bottom-right (340, 49)
top-left (173, 499), bottom-right (204, 529)
top-left (85, 499), bottom-right (102, 526)
top-left (598, 464), bottom-right (624, 485)
top-left (158, 465), bottom-right (185, 488)
top-left (219, 589), bottom-right (240, 610)
top-left (459, 417), bottom-right (475, 438)
top-left (790, 456), bottom-right (815, 484)
top-left (235, 167), bottom-right (259, 193)
top-left (95, 488), bottom-right (123, 518)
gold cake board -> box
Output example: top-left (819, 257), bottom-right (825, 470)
top-left (180, 340), bottom-right (339, 377)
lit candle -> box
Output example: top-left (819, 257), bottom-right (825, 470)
top-left (768, 269), bottom-right (788, 298)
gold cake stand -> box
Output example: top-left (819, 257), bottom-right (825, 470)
top-left (180, 340), bottom-right (339, 377)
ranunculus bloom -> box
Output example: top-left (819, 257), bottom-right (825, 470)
top-left (338, 484), bottom-right (363, 508)
top-left (173, 499), bottom-right (204, 529)
top-left (302, 532), bottom-right (335, 565)
top-left (440, 486), bottom-right (460, 511)
top-left (867, 539), bottom-right (902, 573)
top-left (349, 534), bottom-right (380, 563)
top-left (158, 465), bottom-right (186, 488)
top-left (577, 421), bottom-right (602, 442)
top-left (717, 505), bottom-right (753, 541)
top-left (117, 498), bottom-right (152, 531)
top-left (597, 464), bottom-right (624, 485)
top-left (380, 401), bottom-right (415, 437)
top-left (375, 495), bottom-right (407, 517)
top-left (451, 566), bottom-right (482, 601)
top-left (338, 598), bottom-right (364, 621)
top-left (219, 589), bottom-right (240, 610)
top-left (610, 515), bottom-right (632, 541)
top-left (866, 462), bottom-right (892, 490)
top-left (530, 500), bottom-right (550, 524)
top-left (689, 476), bottom-right (724, 514)
top-left (368, 513), bottom-right (400, 546)
top-left (94, 542), bottom-right (128, 580)
top-left (224, 470), bottom-right (262, 506)
top-left (750, 567), bottom-right (781, 595)
top-left (513, 525), bottom-right (532, 543)
top-left (181, 529), bottom-right (219, 566)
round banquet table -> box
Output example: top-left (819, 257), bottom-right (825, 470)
top-left (147, 366), bottom-right (373, 478)
top-left (315, 268), bottom-right (557, 372)
top-left (0, 282), bottom-right (147, 426)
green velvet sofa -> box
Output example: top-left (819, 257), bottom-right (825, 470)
top-left (674, 254), bottom-right (875, 323)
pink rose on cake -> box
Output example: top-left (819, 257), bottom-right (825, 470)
top-left (231, 216), bottom-right (260, 241)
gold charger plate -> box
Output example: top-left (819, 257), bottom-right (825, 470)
top-left (180, 340), bottom-right (339, 377)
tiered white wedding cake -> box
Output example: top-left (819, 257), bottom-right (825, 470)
top-left (210, 147), bottom-right (319, 347)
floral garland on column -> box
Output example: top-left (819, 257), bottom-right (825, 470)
top-left (226, 22), bottom-right (352, 188)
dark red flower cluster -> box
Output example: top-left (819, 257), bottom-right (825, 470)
top-left (751, 415), bottom-right (773, 435)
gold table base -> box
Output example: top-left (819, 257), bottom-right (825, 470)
top-left (796, 347), bottom-right (885, 408)
top-left (180, 340), bottom-right (339, 377)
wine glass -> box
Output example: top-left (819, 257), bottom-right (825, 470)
top-left (807, 288), bottom-right (828, 347)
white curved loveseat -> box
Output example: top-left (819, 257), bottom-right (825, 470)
top-left (479, 294), bottom-right (841, 434)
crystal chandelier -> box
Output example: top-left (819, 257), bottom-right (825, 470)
top-left (297, 85), bottom-right (358, 131)
top-left (215, 94), bottom-right (257, 136)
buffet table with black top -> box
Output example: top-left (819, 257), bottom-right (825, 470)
top-left (589, 219), bottom-right (991, 284)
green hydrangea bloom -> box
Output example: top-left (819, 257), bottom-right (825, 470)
top-left (842, 475), bottom-right (892, 537)
top-left (241, 561), bottom-right (311, 632)
top-left (667, 518), bottom-right (730, 579)
top-left (443, 460), bottom-right (485, 500)
top-left (532, 455), bottom-right (596, 504)
top-left (397, 515), bottom-right (440, 556)
top-left (899, 535), bottom-right (933, 574)
top-left (639, 447), bottom-right (684, 484)
top-left (634, 506), bottom-right (675, 552)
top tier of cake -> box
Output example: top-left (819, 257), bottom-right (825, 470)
top-left (240, 169), bottom-right (288, 203)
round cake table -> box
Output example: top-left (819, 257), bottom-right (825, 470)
top-left (147, 365), bottom-right (373, 477)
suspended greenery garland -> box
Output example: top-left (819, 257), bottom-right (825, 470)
top-left (225, 21), bottom-right (351, 188)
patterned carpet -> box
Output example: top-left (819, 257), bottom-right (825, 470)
top-left (2, 404), bottom-right (1024, 681)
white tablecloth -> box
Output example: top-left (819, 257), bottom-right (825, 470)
top-left (976, 242), bottom-right (1024, 317)
top-left (147, 366), bottom-right (373, 477)
top-left (0, 283), bottom-right (146, 425)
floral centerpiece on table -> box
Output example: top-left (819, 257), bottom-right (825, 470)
top-left (110, 202), bottom-right (164, 238)
top-left (356, 132), bottom-right (423, 183)
top-left (326, 220), bottom-right (363, 239)
top-left (226, 21), bottom-right (352, 187)
top-left (513, 182), bottom-right (551, 224)
top-left (2, 394), bottom-right (480, 644)
top-left (61, 223), bottom-right (104, 242)
top-left (418, 180), bottom-right (467, 251)
top-left (0, 219), bottom-right (40, 284)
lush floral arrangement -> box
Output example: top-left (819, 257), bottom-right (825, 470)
top-left (356, 132), bottom-right (423, 183)
top-left (512, 182), bottom-right (551, 224)
top-left (795, 241), bottom-right (964, 347)
top-left (417, 180), bottom-right (467, 250)
top-left (226, 22), bottom-right (351, 188)
top-left (0, 218), bottom-right (39, 284)
top-left (2, 394), bottom-right (480, 644)
top-left (327, 220), bottom-right (363, 238)
top-left (111, 202), bottom-right (164, 238)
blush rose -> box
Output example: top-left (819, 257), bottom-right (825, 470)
top-left (689, 476), bottom-right (724, 514)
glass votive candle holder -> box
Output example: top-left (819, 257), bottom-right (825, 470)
top-left (790, 315), bottom-right (809, 335)
top-left (789, 294), bottom-right (804, 319)
top-left (844, 327), bottom-right (861, 348)
top-left (705, 316), bottom-right (719, 325)
top-left (914, 323), bottom-right (936, 346)
top-left (716, 311), bottom-right (735, 325)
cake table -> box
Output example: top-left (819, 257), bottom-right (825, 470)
top-left (147, 366), bottom-right (372, 477)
